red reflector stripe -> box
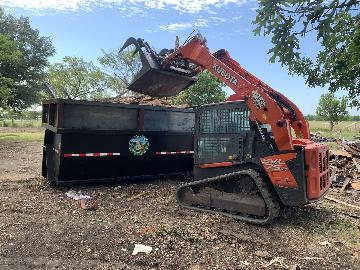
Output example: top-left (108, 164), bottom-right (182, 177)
top-left (197, 162), bottom-right (234, 168)
top-left (155, 151), bottom-right (194, 155)
top-left (63, 153), bottom-right (120, 158)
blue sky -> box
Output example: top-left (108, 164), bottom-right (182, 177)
top-left (2, 0), bottom-right (358, 115)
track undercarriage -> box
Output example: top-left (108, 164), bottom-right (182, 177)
top-left (177, 169), bottom-right (280, 225)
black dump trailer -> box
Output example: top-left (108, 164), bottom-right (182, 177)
top-left (41, 99), bottom-right (194, 185)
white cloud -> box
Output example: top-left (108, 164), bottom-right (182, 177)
top-left (159, 18), bottom-right (208, 31)
top-left (209, 16), bottom-right (227, 23)
top-left (128, 0), bottom-right (247, 14)
top-left (194, 18), bottom-right (208, 27)
top-left (1, 0), bottom-right (92, 11)
top-left (1, 0), bottom-right (247, 14)
top-left (159, 22), bottom-right (193, 31)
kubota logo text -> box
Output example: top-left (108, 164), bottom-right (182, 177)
top-left (262, 158), bottom-right (287, 172)
top-left (212, 63), bottom-right (237, 86)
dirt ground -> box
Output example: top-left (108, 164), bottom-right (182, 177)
top-left (0, 140), bottom-right (359, 270)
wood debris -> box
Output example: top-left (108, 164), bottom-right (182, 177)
top-left (126, 191), bottom-right (149, 202)
top-left (100, 94), bottom-right (188, 108)
top-left (330, 139), bottom-right (360, 191)
top-left (255, 250), bottom-right (271, 258)
top-left (330, 149), bottom-right (352, 158)
top-left (310, 132), bottom-right (336, 142)
top-left (339, 178), bottom-right (351, 192)
top-left (324, 196), bottom-right (360, 211)
top-left (79, 198), bottom-right (98, 210)
top-left (265, 257), bottom-right (286, 268)
top-left (351, 181), bottom-right (360, 191)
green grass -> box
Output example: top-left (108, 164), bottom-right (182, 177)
top-left (309, 121), bottom-right (360, 140)
top-left (281, 207), bottom-right (360, 249)
top-left (0, 119), bottom-right (42, 128)
top-left (312, 219), bottom-right (360, 249)
top-left (0, 132), bottom-right (44, 142)
top-left (0, 120), bottom-right (358, 143)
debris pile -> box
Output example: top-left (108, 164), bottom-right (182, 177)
top-left (310, 132), bottom-right (336, 142)
top-left (101, 94), bottom-right (188, 108)
top-left (330, 140), bottom-right (360, 191)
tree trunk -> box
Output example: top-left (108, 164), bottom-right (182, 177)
top-left (330, 121), bottom-right (334, 131)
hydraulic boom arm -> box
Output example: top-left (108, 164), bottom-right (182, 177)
top-left (162, 36), bottom-right (310, 151)
top-left (121, 34), bottom-right (310, 152)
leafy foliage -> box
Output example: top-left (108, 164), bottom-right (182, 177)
top-left (0, 7), bottom-right (55, 111)
top-left (316, 93), bottom-right (348, 130)
top-left (254, 0), bottom-right (360, 107)
top-left (98, 47), bottom-right (142, 96)
top-left (0, 34), bottom-right (22, 108)
top-left (46, 57), bottom-right (112, 100)
top-left (172, 71), bottom-right (226, 106)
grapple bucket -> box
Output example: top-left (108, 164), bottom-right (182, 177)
top-left (128, 68), bottom-right (197, 97)
top-left (121, 37), bottom-right (196, 97)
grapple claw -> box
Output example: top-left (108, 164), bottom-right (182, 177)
top-left (119, 37), bottom-right (140, 53)
top-left (120, 37), bottom-right (197, 97)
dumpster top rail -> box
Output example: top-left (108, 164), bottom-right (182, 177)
top-left (42, 99), bottom-right (195, 133)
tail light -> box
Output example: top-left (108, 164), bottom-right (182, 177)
top-left (304, 141), bottom-right (330, 200)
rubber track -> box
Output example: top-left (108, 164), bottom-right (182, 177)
top-left (176, 169), bottom-right (280, 225)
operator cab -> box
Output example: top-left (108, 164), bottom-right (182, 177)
top-left (194, 101), bottom-right (276, 172)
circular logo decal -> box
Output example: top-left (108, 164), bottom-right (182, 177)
top-left (129, 135), bottom-right (149, 156)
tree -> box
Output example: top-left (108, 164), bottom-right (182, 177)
top-left (0, 34), bottom-right (22, 109)
top-left (254, 1), bottom-right (360, 107)
top-left (0, 7), bottom-right (55, 111)
top-left (316, 93), bottom-right (348, 130)
top-left (305, 114), bottom-right (316, 121)
top-left (172, 71), bottom-right (226, 106)
top-left (46, 57), bottom-right (112, 100)
top-left (351, 115), bottom-right (360, 121)
top-left (98, 47), bottom-right (142, 96)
